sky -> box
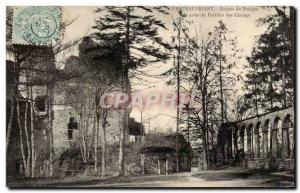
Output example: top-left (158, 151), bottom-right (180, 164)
top-left (60, 6), bottom-right (280, 133)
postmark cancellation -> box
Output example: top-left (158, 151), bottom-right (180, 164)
top-left (12, 6), bottom-right (61, 46)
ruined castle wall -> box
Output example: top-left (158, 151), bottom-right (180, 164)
top-left (98, 109), bottom-right (128, 145)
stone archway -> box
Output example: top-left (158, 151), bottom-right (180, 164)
top-left (239, 126), bottom-right (245, 153)
top-left (282, 114), bottom-right (293, 158)
top-left (262, 119), bottom-right (270, 158)
top-left (229, 107), bottom-right (294, 170)
top-left (244, 125), bottom-right (248, 154)
top-left (246, 124), bottom-right (253, 159)
top-left (272, 117), bottom-right (282, 158)
top-left (254, 122), bottom-right (262, 158)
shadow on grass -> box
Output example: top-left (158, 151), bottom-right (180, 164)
top-left (8, 169), bottom-right (295, 188)
top-left (8, 174), bottom-right (187, 188)
top-left (192, 171), bottom-right (253, 181)
top-left (192, 169), bottom-right (294, 187)
top-left (53, 175), bottom-right (188, 187)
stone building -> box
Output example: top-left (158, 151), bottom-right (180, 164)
top-left (6, 11), bottom-right (183, 179)
top-left (216, 107), bottom-right (294, 170)
top-left (140, 134), bottom-right (191, 175)
top-left (6, 46), bottom-right (142, 178)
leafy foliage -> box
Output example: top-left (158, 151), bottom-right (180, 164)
top-left (93, 6), bottom-right (171, 75)
top-left (244, 7), bottom-right (294, 113)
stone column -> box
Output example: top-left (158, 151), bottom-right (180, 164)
top-left (282, 127), bottom-right (289, 158)
top-left (158, 159), bottom-right (160, 175)
top-left (271, 128), bottom-right (278, 158)
top-left (290, 125), bottom-right (294, 159)
top-left (141, 154), bottom-right (145, 174)
top-left (224, 142), bottom-right (228, 162)
top-left (240, 129), bottom-right (244, 153)
top-left (254, 131), bottom-right (259, 158)
top-left (282, 121), bottom-right (292, 159)
top-left (247, 130), bottom-right (252, 159)
top-left (228, 130), bottom-right (233, 159)
top-left (166, 159), bottom-right (169, 175)
top-left (237, 131), bottom-right (240, 151)
top-left (233, 128), bottom-right (238, 160)
top-left (262, 130), bottom-right (268, 158)
top-left (244, 130), bottom-right (248, 153)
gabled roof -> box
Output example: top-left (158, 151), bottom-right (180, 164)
top-left (140, 134), bottom-right (191, 153)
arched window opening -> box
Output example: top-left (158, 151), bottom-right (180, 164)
top-left (282, 114), bottom-right (293, 158)
top-left (263, 119), bottom-right (270, 158)
top-left (272, 117), bottom-right (282, 158)
top-left (239, 126), bottom-right (245, 153)
top-left (254, 122), bottom-right (262, 158)
top-left (247, 124), bottom-right (253, 159)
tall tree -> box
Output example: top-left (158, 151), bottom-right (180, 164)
top-left (93, 6), bottom-right (170, 176)
top-left (244, 48), bottom-right (266, 116)
top-left (78, 36), bottom-right (123, 176)
top-left (211, 21), bottom-right (239, 124)
top-left (162, 9), bottom-right (193, 171)
top-left (245, 7), bottom-right (294, 113)
top-left (183, 32), bottom-right (219, 168)
top-left (173, 9), bottom-right (185, 172)
top-left (165, 14), bottom-right (217, 168)
top-left (164, 17), bottom-right (240, 168)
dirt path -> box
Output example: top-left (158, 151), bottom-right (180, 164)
top-left (7, 167), bottom-right (294, 188)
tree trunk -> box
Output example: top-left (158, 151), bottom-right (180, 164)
top-left (219, 49), bottom-right (225, 124)
top-left (29, 85), bottom-right (35, 178)
top-left (281, 59), bottom-right (287, 107)
top-left (78, 106), bottom-right (88, 164)
top-left (24, 79), bottom-right (31, 177)
top-left (80, 114), bottom-right (88, 163)
top-left (202, 92), bottom-right (208, 169)
top-left (101, 111), bottom-right (107, 178)
top-left (47, 85), bottom-right (55, 177)
top-left (94, 111), bottom-right (99, 174)
top-left (175, 11), bottom-right (182, 173)
top-left (6, 100), bottom-right (15, 153)
top-left (118, 6), bottom-right (131, 177)
top-left (16, 99), bottom-right (30, 177)
top-left (92, 110), bottom-right (96, 152)
top-left (206, 117), bottom-right (210, 167)
top-left (119, 110), bottom-right (126, 176)
top-left (268, 63), bottom-right (274, 110)
top-left (118, 73), bottom-right (129, 176)
top-left (253, 62), bottom-right (259, 116)
top-left (212, 126), bottom-right (216, 164)
top-left (290, 7), bottom-right (295, 105)
top-left (7, 54), bottom-right (20, 153)
top-left (140, 111), bottom-right (143, 136)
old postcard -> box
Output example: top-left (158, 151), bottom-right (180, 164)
top-left (6, 6), bottom-right (295, 188)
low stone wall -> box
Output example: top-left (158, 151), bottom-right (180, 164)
top-left (247, 158), bottom-right (294, 170)
top-left (143, 153), bottom-right (160, 175)
top-left (56, 143), bottom-right (143, 177)
top-left (56, 141), bottom-right (191, 177)
top-left (142, 152), bottom-right (190, 175)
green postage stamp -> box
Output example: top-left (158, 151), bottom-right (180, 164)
top-left (12, 6), bottom-right (61, 46)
